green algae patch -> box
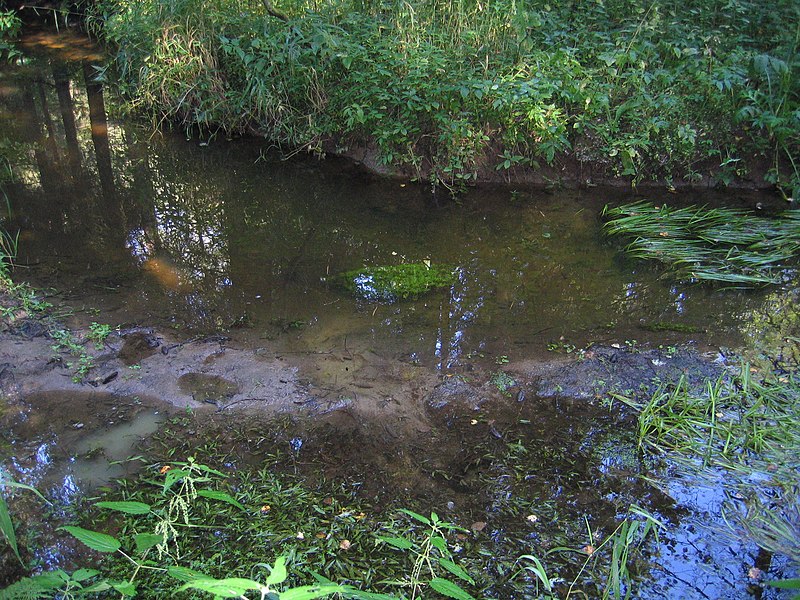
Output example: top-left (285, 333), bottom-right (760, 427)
top-left (334, 263), bottom-right (456, 302)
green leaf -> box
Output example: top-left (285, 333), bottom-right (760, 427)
top-left (177, 577), bottom-right (262, 597)
top-left (437, 559), bottom-right (475, 584)
top-left (399, 509), bottom-right (430, 525)
top-left (2, 479), bottom-right (49, 503)
top-left (71, 568), bottom-right (100, 582)
top-left (110, 580), bottom-right (138, 596)
top-left (266, 555), bottom-right (288, 586)
top-left (167, 566), bottom-right (213, 582)
top-left (279, 584), bottom-right (348, 599)
top-left (79, 581), bottom-right (113, 594)
top-left (767, 578), bottom-right (800, 589)
top-left (95, 501), bottom-right (151, 515)
top-left (60, 526), bottom-right (121, 553)
top-left (0, 494), bottom-right (22, 565)
top-left (376, 535), bottom-right (414, 550)
top-left (430, 535), bottom-right (448, 554)
top-left (134, 532), bottom-right (164, 554)
top-left (162, 468), bottom-right (192, 492)
top-left (190, 463), bottom-right (227, 478)
top-left (429, 578), bottom-right (475, 600)
top-left (196, 490), bottom-right (245, 511)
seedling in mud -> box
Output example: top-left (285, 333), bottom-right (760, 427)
top-left (87, 322), bottom-right (113, 349)
top-left (491, 371), bottom-right (516, 396)
top-left (50, 328), bottom-right (95, 382)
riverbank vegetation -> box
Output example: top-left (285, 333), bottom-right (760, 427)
top-left (74, 0), bottom-right (799, 194)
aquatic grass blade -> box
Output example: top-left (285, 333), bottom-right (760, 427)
top-left (0, 493), bottom-right (22, 564)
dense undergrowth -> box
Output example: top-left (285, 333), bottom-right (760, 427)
top-left (76, 0), bottom-right (799, 194)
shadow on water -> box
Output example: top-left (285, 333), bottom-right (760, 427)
top-left (0, 28), bottom-right (798, 598)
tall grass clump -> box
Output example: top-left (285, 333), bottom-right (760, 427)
top-left (87, 0), bottom-right (799, 191)
top-left (603, 201), bottom-right (800, 286)
top-left (613, 367), bottom-right (800, 563)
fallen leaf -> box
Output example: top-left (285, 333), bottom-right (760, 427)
top-left (260, 505), bottom-right (271, 514)
top-left (471, 521), bottom-right (487, 532)
top-left (316, 532), bottom-right (327, 539)
top-left (339, 539), bottom-right (352, 550)
top-left (582, 545), bottom-right (595, 555)
top-left (748, 567), bottom-right (763, 581)
top-left (159, 465), bottom-right (171, 474)
top-left (323, 497), bottom-right (334, 506)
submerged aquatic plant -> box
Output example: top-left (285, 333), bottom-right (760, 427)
top-left (333, 263), bottom-right (456, 302)
top-left (613, 368), bottom-right (800, 564)
top-left (602, 201), bottom-right (800, 286)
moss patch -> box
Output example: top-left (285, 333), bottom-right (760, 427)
top-left (333, 263), bottom-right (456, 302)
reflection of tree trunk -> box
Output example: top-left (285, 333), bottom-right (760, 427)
top-left (36, 81), bottom-right (61, 163)
top-left (54, 64), bottom-right (82, 176)
top-left (19, 83), bottom-right (58, 197)
top-left (122, 125), bottom-right (156, 230)
top-left (83, 62), bottom-right (116, 202)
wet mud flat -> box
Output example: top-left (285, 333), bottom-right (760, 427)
top-left (2, 302), bottom-right (793, 597)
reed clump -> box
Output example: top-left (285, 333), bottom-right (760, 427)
top-left (603, 201), bottom-right (800, 286)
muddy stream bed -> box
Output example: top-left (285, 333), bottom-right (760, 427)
top-left (0, 29), bottom-right (799, 598)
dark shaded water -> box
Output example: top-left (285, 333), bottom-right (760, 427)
top-left (2, 49), bottom-right (793, 369)
top-left (1, 28), bottom-right (798, 598)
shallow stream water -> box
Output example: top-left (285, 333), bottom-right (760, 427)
top-left (1, 27), bottom-right (798, 598)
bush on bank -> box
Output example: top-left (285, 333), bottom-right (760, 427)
top-left (78, 0), bottom-right (799, 194)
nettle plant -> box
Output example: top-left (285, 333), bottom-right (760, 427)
top-left (3, 459), bottom-right (388, 599)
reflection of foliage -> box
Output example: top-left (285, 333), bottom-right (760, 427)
top-left (740, 288), bottom-right (800, 371)
top-left (334, 263), bottom-right (455, 302)
top-left (0, 9), bottom-right (22, 61)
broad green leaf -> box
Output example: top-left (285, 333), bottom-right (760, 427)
top-left (376, 535), bottom-right (413, 550)
top-left (266, 555), bottom-right (288, 586)
top-left (437, 558), bottom-right (475, 584)
top-left (0, 494), bottom-right (21, 564)
top-left (162, 468), bottom-right (192, 492)
top-left (429, 578), bottom-right (475, 600)
top-left (177, 577), bottom-right (262, 597)
top-left (430, 535), bottom-right (448, 554)
top-left (71, 568), bottom-right (100, 582)
top-left (78, 581), bottom-right (113, 594)
top-left (279, 584), bottom-right (347, 599)
top-left (167, 566), bottom-right (214, 582)
top-left (134, 533), bottom-right (164, 554)
top-left (60, 526), bottom-right (121, 553)
top-left (398, 509), bottom-right (430, 525)
top-left (95, 501), bottom-right (151, 515)
top-left (110, 580), bottom-right (138, 596)
top-left (196, 490), bottom-right (245, 511)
